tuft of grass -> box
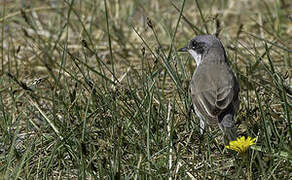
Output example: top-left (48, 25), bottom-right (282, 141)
top-left (0, 0), bottom-right (291, 179)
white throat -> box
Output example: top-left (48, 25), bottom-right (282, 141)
top-left (188, 49), bottom-right (202, 65)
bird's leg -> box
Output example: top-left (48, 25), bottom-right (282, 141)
top-left (200, 119), bottom-right (205, 135)
top-left (188, 104), bottom-right (193, 120)
top-left (190, 104), bottom-right (205, 154)
top-left (197, 118), bottom-right (206, 155)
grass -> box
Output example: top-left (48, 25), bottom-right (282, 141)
top-left (0, 0), bottom-right (291, 179)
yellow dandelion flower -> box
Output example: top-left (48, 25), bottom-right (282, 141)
top-left (225, 136), bottom-right (256, 153)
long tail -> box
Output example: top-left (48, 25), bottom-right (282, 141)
top-left (219, 113), bottom-right (238, 144)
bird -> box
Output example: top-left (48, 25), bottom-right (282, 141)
top-left (178, 35), bottom-right (240, 144)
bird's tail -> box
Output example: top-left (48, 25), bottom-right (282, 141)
top-left (219, 113), bottom-right (238, 144)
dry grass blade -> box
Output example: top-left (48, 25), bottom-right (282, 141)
top-left (0, 0), bottom-right (291, 179)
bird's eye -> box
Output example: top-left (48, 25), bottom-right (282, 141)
top-left (192, 41), bottom-right (205, 54)
top-left (191, 41), bottom-right (197, 48)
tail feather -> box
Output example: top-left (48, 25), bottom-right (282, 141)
top-left (219, 114), bottom-right (238, 144)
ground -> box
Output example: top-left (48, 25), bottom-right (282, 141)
top-left (0, 0), bottom-right (291, 179)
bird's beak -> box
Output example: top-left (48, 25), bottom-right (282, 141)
top-left (177, 46), bottom-right (188, 52)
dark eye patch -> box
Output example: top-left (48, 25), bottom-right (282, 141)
top-left (190, 41), bottom-right (205, 54)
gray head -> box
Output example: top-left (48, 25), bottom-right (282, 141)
top-left (178, 35), bottom-right (226, 65)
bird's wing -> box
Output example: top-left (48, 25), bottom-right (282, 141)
top-left (215, 85), bottom-right (235, 110)
top-left (191, 64), bottom-right (237, 125)
top-left (192, 87), bottom-right (227, 125)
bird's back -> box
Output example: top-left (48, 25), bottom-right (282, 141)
top-left (190, 62), bottom-right (240, 125)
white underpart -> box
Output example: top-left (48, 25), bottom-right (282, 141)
top-left (188, 49), bottom-right (202, 65)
